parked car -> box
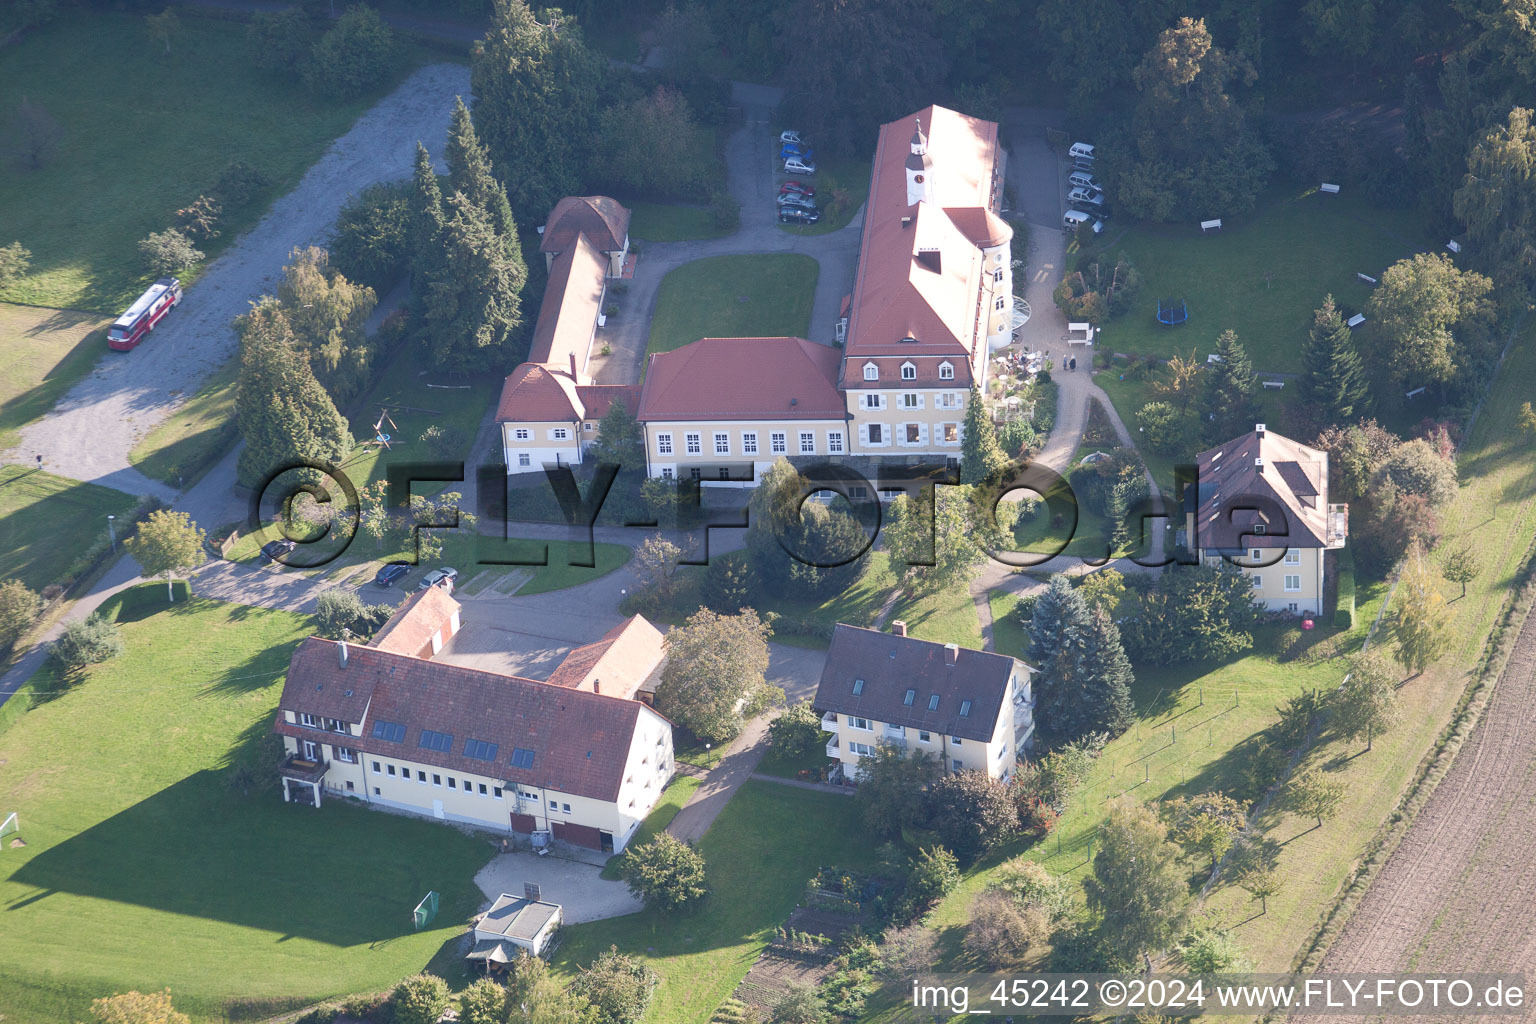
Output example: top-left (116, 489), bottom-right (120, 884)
top-left (780, 181), bottom-right (816, 196)
top-left (260, 538), bottom-right (296, 564)
top-left (1069, 141), bottom-right (1096, 163)
top-left (1063, 209), bottom-right (1104, 234)
top-left (780, 144), bottom-right (816, 162)
top-left (777, 191), bottom-right (817, 209)
top-left (418, 567), bottom-right (458, 592)
top-left (374, 562), bottom-right (410, 587)
top-left (1068, 171), bottom-right (1103, 192)
top-left (784, 156), bottom-right (817, 175)
top-left (780, 129), bottom-right (807, 146)
top-left (1068, 186), bottom-right (1104, 205)
top-left (779, 207), bottom-right (822, 225)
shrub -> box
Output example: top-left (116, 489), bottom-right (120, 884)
top-left (767, 699), bottom-right (824, 757)
top-left (770, 982), bottom-right (826, 1024)
top-left (304, 5), bottom-right (396, 98)
top-left (391, 974), bottom-right (449, 1024)
top-left (458, 977), bottom-right (507, 1024)
top-left (621, 833), bottom-right (708, 911)
top-left (213, 160), bottom-right (270, 209)
top-left (0, 240), bottom-right (32, 287)
top-left (247, 6), bottom-right (311, 71)
top-left (138, 228), bottom-right (204, 275)
top-left (903, 845), bottom-right (960, 913)
top-left (314, 590), bottom-right (393, 640)
top-left (964, 889), bottom-right (1053, 968)
top-left (174, 194), bottom-right (222, 242)
top-left (50, 613), bottom-right (124, 671)
top-left (329, 181), bottom-right (413, 290)
top-left (0, 578), bottom-right (43, 650)
top-left (1333, 547), bottom-right (1357, 630)
top-left (569, 945), bottom-right (659, 1024)
top-left (419, 424), bottom-right (466, 460)
top-left (1176, 926), bottom-right (1250, 973)
top-left (926, 770), bottom-right (1019, 862)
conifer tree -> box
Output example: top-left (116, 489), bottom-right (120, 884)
top-left (1301, 295), bottom-right (1369, 425)
top-left (1028, 576), bottom-right (1135, 740)
top-left (961, 384), bottom-right (1010, 484)
top-left (445, 95), bottom-right (518, 239)
top-left (235, 303), bottom-right (354, 487)
top-left (408, 142), bottom-right (446, 284)
top-left (421, 191), bottom-right (525, 372)
top-left (1206, 329), bottom-right (1255, 437)
top-left (1080, 606), bottom-right (1134, 735)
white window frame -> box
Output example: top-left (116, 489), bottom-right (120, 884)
top-left (656, 433), bottom-right (673, 455)
top-left (863, 393), bottom-right (883, 410)
top-left (714, 432), bottom-right (730, 455)
top-left (771, 432), bottom-right (787, 454)
top-left (900, 361), bottom-right (917, 381)
top-left (799, 431), bottom-right (815, 454)
top-left (867, 423), bottom-right (884, 445)
top-left (863, 362), bottom-right (879, 381)
top-left (1284, 549), bottom-right (1301, 565)
top-left (849, 741), bottom-right (875, 756)
top-left (938, 362), bottom-right (954, 380)
top-left (943, 423), bottom-right (959, 444)
top-left (1284, 574), bottom-right (1302, 592)
top-left (518, 452), bottom-right (531, 467)
top-left (742, 432), bottom-right (758, 455)
top-left (661, 467), bottom-right (674, 480)
top-left (1251, 575), bottom-right (1263, 589)
top-left (514, 428), bottom-right (530, 440)
top-left (552, 428), bottom-right (569, 441)
top-left (828, 431), bottom-right (844, 454)
top-left (848, 716), bottom-right (873, 731)
top-left (905, 423), bottom-right (921, 444)
top-left (901, 393), bottom-right (919, 409)
top-left (686, 433), bottom-right (702, 455)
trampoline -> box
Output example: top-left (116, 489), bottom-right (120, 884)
top-left (1157, 298), bottom-right (1189, 326)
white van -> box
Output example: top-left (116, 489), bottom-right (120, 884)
top-left (1069, 142), bottom-right (1095, 162)
top-left (1064, 209), bottom-right (1103, 233)
top-left (784, 156), bottom-right (817, 175)
top-left (1068, 187), bottom-right (1105, 207)
top-left (1068, 170), bottom-right (1102, 192)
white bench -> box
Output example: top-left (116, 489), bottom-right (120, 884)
top-left (1446, 240), bottom-right (1462, 253)
top-left (1405, 386), bottom-right (1427, 399)
top-left (1261, 380), bottom-right (1285, 390)
top-left (1067, 322), bottom-right (1094, 345)
top-left (1206, 353), bottom-right (1224, 364)
top-left (1347, 314), bottom-right (1366, 328)
top-left (1320, 183), bottom-right (1340, 194)
top-left (1200, 219), bottom-right (1222, 233)
top-left (1357, 272), bottom-right (1377, 284)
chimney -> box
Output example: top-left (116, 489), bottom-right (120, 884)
top-left (338, 641), bottom-right (349, 668)
top-left (891, 620), bottom-right (908, 637)
top-left (945, 643), bottom-right (959, 666)
top-left (1255, 422), bottom-right (1266, 438)
top-left (916, 249), bottom-right (942, 274)
top-left (901, 216), bottom-right (912, 229)
top-left (570, 352), bottom-right (578, 378)
top-left (593, 677), bottom-right (601, 695)
top-left (1255, 457), bottom-right (1265, 473)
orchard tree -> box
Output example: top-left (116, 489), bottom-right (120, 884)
top-left (1289, 769), bottom-right (1345, 827)
top-left (570, 946), bottom-right (659, 1024)
top-left (1301, 295), bottom-right (1369, 425)
top-left (1393, 542), bottom-right (1452, 676)
top-left (1083, 797), bottom-right (1188, 963)
top-left (471, 0), bottom-right (604, 214)
top-left (960, 384), bottom-right (1009, 484)
top-left (621, 833), bottom-right (707, 911)
top-left (655, 608), bottom-right (776, 742)
top-left (0, 578), bottom-right (42, 650)
top-left (138, 229), bottom-right (203, 275)
top-left (927, 770), bottom-right (1020, 863)
top-left (145, 8), bottom-right (180, 54)
top-left (767, 699), bottom-right (824, 758)
top-left (1165, 792), bottom-right (1248, 868)
top-left (1330, 650), bottom-right (1401, 752)
top-left (126, 510), bottom-right (207, 602)
top-left (1236, 863), bottom-right (1281, 914)
top-left (1441, 544), bottom-right (1482, 598)
top-left (1205, 329), bottom-right (1255, 438)
top-left (1367, 253), bottom-right (1494, 390)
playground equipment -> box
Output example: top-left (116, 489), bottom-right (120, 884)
top-left (1157, 298), bottom-right (1189, 326)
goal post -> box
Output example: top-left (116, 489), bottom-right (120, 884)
top-left (0, 812), bottom-right (18, 849)
top-left (412, 890), bottom-right (440, 931)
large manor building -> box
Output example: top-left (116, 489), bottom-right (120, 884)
top-left (495, 105), bottom-right (1012, 490)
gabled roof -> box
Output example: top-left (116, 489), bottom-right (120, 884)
top-left (813, 624), bottom-right (1024, 743)
top-left (495, 363), bottom-right (584, 424)
top-left (275, 638), bottom-right (648, 801)
top-left (527, 232), bottom-right (606, 372)
top-left (842, 105), bottom-right (1001, 389)
top-left (372, 585), bottom-right (461, 659)
top-left (545, 615), bottom-right (666, 699)
top-left (638, 337), bottom-right (845, 421)
top-left (574, 384), bottom-right (639, 421)
top-left (541, 196), bottom-right (630, 255)
top-left (1193, 428), bottom-right (1333, 550)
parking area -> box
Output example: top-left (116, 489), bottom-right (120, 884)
top-left (474, 851), bottom-right (641, 923)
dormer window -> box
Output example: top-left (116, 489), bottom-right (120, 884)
top-left (938, 361), bottom-right (954, 380)
top-left (863, 362), bottom-right (879, 381)
top-left (901, 362), bottom-right (917, 381)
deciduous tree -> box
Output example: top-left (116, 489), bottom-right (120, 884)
top-left (246, 7), bottom-right (310, 71)
top-left (927, 770), bottom-right (1020, 862)
top-left (145, 8), bottom-right (180, 54)
top-left (964, 889), bottom-right (1053, 969)
top-left (126, 510), bottom-right (207, 602)
top-left (1121, 562), bottom-right (1260, 664)
top-left (884, 485), bottom-right (1013, 594)
top-left (1367, 253), bottom-right (1494, 390)
top-left (1441, 544), bottom-right (1482, 598)
top-left (1301, 295), bottom-right (1369, 425)
top-left (1165, 792), bottom-right (1248, 868)
top-left (273, 247), bottom-right (378, 404)
top-left (633, 534), bottom-right (683, 605)
top-left (1330, 650), bottom-right (1401, 751)
top-left (137, 229), bottom-right (203, 275)
top-left (621, 833), bottom-right (708, 912)
top-left (1084, 797), bottom-right (1188, 962)
top-left (1392, 542), bottom-right (1452, 676)
top-left (1520, 401), bottom-right (1536, 435)
top-left (903, 844), bottom-right (961, 911)
top-left (392, 974), bottom-right (450, 1024)
top-left (570, 945), bottom-right (659, 1024)
top-left (1289, 768), bottom-right (1344, 826)
top-left (458, 977), bottom-right (509, 1024)
top-left (304, 4), bottom-right (396, 98)
top-left (655, 607), bottom-right (776, 742)
top-left (745, 460), bottom-right (871, 599)
top-left (1454, 107), bottom-right (1536, 296)
top-left (1235, 863), bottom-right (1281, 914)
top-left (505, 952), bottom-right (593, 1024)
top-left (767, 699), bottom-right (824, 758)
top-left (854, 744), bottom-right (943, 836)
top-left (0, 578), bottom-right (42, 651)
top-left (0, 240), bottom-right (31, 288)
top-left (1076, 567), bottom-right (1126, 616)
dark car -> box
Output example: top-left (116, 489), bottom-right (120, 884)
top-left (260, 538), bottom-right (296, 564)
top-left (779, 181), bottom-right (816, 197)
top-left (779, 207), bottom-right (821, 225)
top-left (780, 144), bottom-right (816, 162)
top-left (374, 562), bottom-right (410, 587)
top-left (777, 191), bottom-right (817, 209)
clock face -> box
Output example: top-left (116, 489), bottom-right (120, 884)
top-left (914, 174), bottom-right (925, 184)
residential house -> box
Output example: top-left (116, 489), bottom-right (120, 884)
top-left (1185, 423), bottom-right (1349, 615)
top-left (496, 362), bottom-right (637, 473)
top-left (273, 606), bottom-right (674, 853)
top-left (813, 621), bottom-right (1034, 781)
top-left (543, 615), bottom-right (667, 701)
top-left (540, 196), bottom-right (631, 278)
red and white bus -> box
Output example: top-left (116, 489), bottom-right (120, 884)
top-left (107, 277), bottom-right (182, 351)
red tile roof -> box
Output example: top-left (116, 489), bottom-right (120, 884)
top-left (841, 105), bottom-right (1002, 389)
top-left (813, 624), bottom-right (1023, 743)
top-left (1192, 428), bottom-right (1337, 550)
top-left (495, 363), bottom-right (583, 423)
top-left (275, 638), bottom-right (650, 802)
top-left (574, 384), bottom-right (639, 420)
top-left (372, 586), bottom-right (461, 659)
top-left (544, 615), bottom-right (666, 699)
top-left (527, 233), bottom-right (606, 371)
top-left (541, 196), bottom-right (631, 255)
top-left (638, 337), bottom-right (845, 421)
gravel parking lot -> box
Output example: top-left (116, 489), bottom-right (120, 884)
top-left (14, 63), bottom-right (471, 497)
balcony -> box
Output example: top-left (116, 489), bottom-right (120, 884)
top-left (278, 753), bottom-right (329, 784)
top-left (821, 711), bottom-right (839, 730)
top-left (825, 735), bottom-right (840, 759)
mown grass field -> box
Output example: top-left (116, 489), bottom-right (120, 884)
top-left (627, 202), bottom-right (731, 243)
top-left (0, 590), bottom-right (490, 1024)
top-left (0, 465), bottom-right (137, 591)
top-left (552, 782), bottom-right (879, 1024)
top-left (127, 358), bottom-right (238, 488)
top-left (0, 14), bottom-right (431, 313)
top-left (0, 304), bottom-right (109, 452)
top-left (645, 255), bottom-right (819, 359)
top-left (598, 774), bottom-right (702, 880)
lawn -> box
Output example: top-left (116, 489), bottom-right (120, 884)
top-left (1088, 185), bottom-right (1428, 376)
top-left (598, 774), bottom-right (702, 880)
top-left (776, 157), bottom-right (871, 237)
top-left (552, 782), bottom-right (879, 1024)
top-left (0, 589), bottom-right (491, 1024)
top-left (127, 358), bottom-right (238, 488)
top-left (0, 466), bottom-right (137, 591)
top-left (627, 202), bottom-right (731, 243)
top-left (0, 304), bottom-right (109, 452)
top-left (645, 255), bottom-right (819, 359)
top-left (0, 14), bottom-right (432, 314)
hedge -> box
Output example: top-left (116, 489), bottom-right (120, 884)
top-left (1333, 546), bottom-right (1357, 630)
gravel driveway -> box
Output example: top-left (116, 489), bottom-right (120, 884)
top-left (11, 63), bottom-right (472, 499)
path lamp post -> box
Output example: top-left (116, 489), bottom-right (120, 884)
top-left (107, 514), bottom-right (117, 551)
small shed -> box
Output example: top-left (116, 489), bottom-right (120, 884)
top-left (467, 893), bottom-right (563, 969)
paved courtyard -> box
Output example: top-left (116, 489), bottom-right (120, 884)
top-left (474, 851), bottom-right (641, 923)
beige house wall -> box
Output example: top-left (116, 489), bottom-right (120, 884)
top-left (843, 385), bottom-right (969, 458)
top-left (502, 419), bottom-right (583, 474)
top-left (1192, 543), bottom-right (1328, 615)
top-left (643, 417), bottom-right (850, 482)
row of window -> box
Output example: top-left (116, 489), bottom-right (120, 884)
top-left (372, 760), bottom-right (505, 798)
top-left (656, 429), bottom-right (844, 458)
top-left (1248, 548), bottom-right (1303, 565)
top-left (845, 715), bottom-right (963, 745)
top-left (297, 713), bottom-right (351, 734)
top-left (861, 392), bottom-right (962, 411)
top-left (300, 739), bottom-right (355, 763)
top-left (845, 740), bottom-right (965, 772)
top-left (511, 427), bottom-right (571, 442)
top-left (1254, 574), bottom-right (1304, 592)
top-left (864, 422), bottom-right (961, 446)
top-left (861, 361), bottom-right (956, 382)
